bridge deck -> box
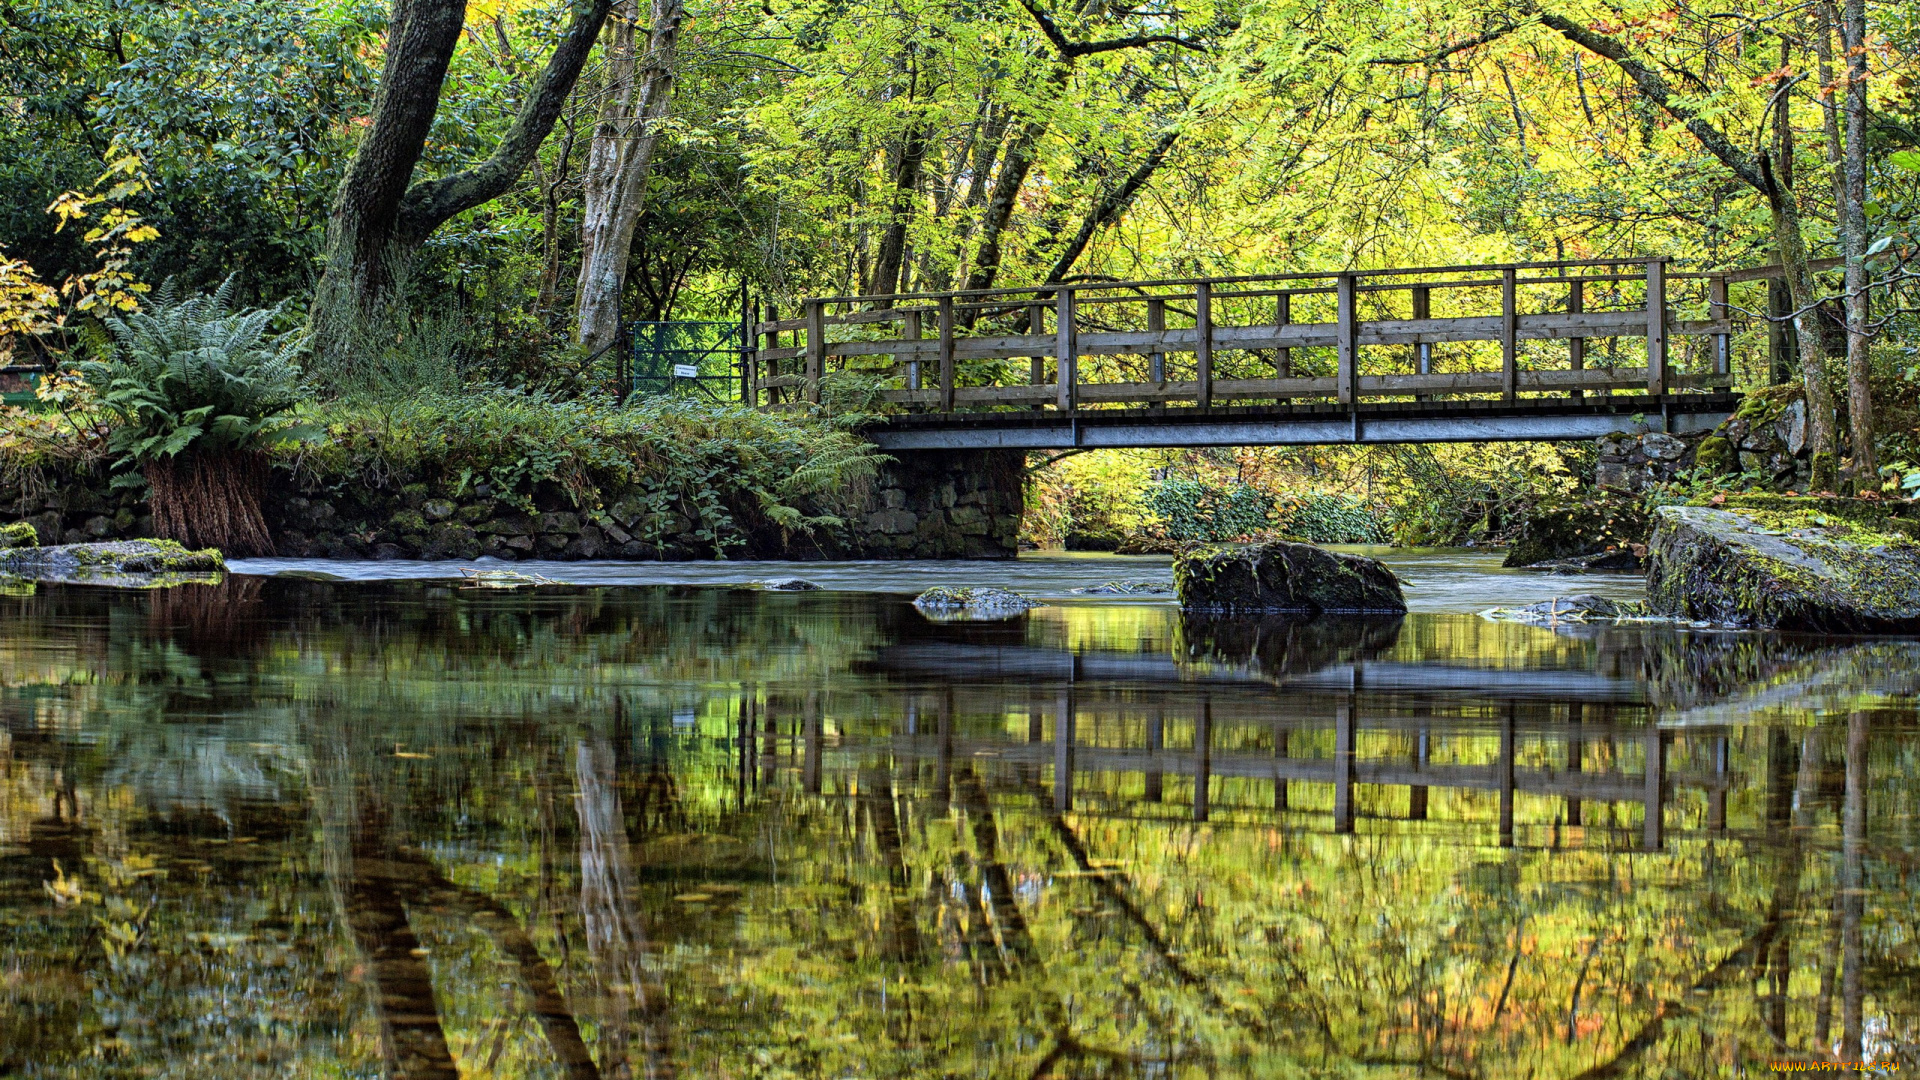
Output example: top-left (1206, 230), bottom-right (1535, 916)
top-left (751, 257), bottom-right (1764, 448)
top-left (867, 392), bottom-right (1737, 449)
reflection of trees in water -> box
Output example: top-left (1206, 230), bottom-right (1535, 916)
top-left (5, 583), bottom-right (1920, 1075)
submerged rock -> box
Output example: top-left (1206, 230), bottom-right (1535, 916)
top-left (1645, 505), bottom-right (1920, 632)
top-left (1071, 580), bottom-right (1174, 596)
top-left (760, 577), bottom-right (823, 591)
top-left (1482, 594), bottom-right (1640, 625)
top-left (1173, 541), bottom-right (1406, 614)
top-left (912, 586), bottom-right (1042, 618)
top-left (0, 538), bottom-right (223, 588)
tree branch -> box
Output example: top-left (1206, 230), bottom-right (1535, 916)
top-left (1040, 126), bottom-right (1182, 285)
top-left (1539, 11), bottom-right (1768, 194)
top-left (1368, 24), bottom-right (1518, 66)
top-left (398, 0), bottom-right (615, 241)
top-left (1016, 0), bottom-right (1207, 59)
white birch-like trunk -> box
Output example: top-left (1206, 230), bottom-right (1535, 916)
top-left (575, 0), bottom-right (687, 354)
top-left (576, 736), bottom-right (673, 1079)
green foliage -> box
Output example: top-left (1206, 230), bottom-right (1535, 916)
top-left (1277, 492), bottom-right (1385, 544)
top-left (1141, 475), bottom-right (1273, 541)
top-left (0, 0), bottom-right (379, 301)
top-left (297, 391), bottom-right (887, 555)
top-left (77, 280), bottom-right (315, 469)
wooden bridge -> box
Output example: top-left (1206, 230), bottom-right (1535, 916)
top-left (747, 257), bottom-right (1760, 449)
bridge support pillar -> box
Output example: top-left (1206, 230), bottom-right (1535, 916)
top-left (843, 449), bottom-right (1025, 559)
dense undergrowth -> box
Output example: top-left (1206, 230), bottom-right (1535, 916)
top-left (3, 378), bottom-right (890, 553)
top-left (292, 391), bottom-right (886, 532)
top-left (1026, 441), bottom-right (1586, 550)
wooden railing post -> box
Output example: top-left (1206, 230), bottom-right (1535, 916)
top-left (741, 294), bottom-right (756, 406)
top-left (903, 308), bottom-right (922, 391)
top-left (1194, 281), bottom-right (1213, 408)
top-left (1646, 258), bottom-right (1668, 396)
top-left (937, 295), bottom-right (956, 412)
top-left (1147, 297), bottom-right (1166, 384)
top-left (1335, 274), bottom-right (1357, 406)
top-left (762, 301), bottom-right (779, 405)
top-left (1055, 288), bottom-right (1077, 412)
top-left (1709, 274), bottom-right (1730, 378)
top-left (1568, 279), bottom-right (1586, 400)
top-left (1411, 285), bottom-right (1431, 402)
top-left (804, 300), bottom-right (824, 405)
top-left (1274, 291), bottom-right (1292, 379)
top-left (1500, 267), bottom-right (1518, 403)
top-left (1028, 303), bottom-right (1046, 388)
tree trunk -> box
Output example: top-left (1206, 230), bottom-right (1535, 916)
top-left (537, 113), bottom-right (583, 321)
top-left (868, 123), bottom-right (930, 299)
top-left (959, 117), bottom-right (1047, 302)
top-left (920, 104), bottom-right (1010, 293)
top-left (575, 0), bottom-right (688, 356)
top-left (313, 0), bottom-right (612, 363)
top-left (1837, 0), bottom-right (1875, 487)
top-left (145, 450), bottom-right (275, 557)
top-left (1765, 161), bottom-right (1843, 492)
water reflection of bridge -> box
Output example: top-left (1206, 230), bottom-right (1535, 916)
top-left (766, 634), bottom-right (1744, 854)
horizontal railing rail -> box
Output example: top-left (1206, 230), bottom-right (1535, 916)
top-left (748, 257), bottom-right (1770, 414)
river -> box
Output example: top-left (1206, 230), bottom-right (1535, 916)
top-left (1, 551), bottom-right (1914, 1076)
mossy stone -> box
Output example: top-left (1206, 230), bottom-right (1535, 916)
top-left (1646, 506), bottom-right (1920, 631)
top-left (1173, 541), bottom-right (1405, 614)
top-left (0, 521), bottom-right (39, 549)
top-left (1694, 435), bottom-right (1736, 476)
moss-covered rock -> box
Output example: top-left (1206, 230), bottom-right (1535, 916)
top-left (1173, 541), bottom-right (1405, 614)
top-left (0, 521), bottom-right (38, 549)
top-left (1687, 493), bottom-right (1920, 540)
top-left (1503, 496), bottom-right (1649, 570)
top-left (0, 538), bottom-right (224, 588)
top-left (1645, 506), bottom-right (1920, 632)
top-left (912, 586), bottom-right (1042, 618)
top-left (1694, 435), bottom-right (1737, 476)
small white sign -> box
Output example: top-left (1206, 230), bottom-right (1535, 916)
top-left (671, 364), bottom-right (701, 378)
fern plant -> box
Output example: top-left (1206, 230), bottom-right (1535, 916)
top-left (76, 279), bottom-right (314, 554)
top-left (79, 278), bottom-right (314, 466)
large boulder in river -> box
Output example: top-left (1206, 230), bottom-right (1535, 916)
top-left (1173, 541), bottom-right (1406, 614)
top-left (1503, 495), bottom-right (1649, 571)
top-left (0, 538), bottom-right (224, 587)
top-left (1645, 505), bottom-right (1920, 632)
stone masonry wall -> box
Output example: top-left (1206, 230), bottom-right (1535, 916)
top-left (0, 448), bottom-right (1026, 562)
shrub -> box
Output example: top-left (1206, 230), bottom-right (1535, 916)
top-left (292, 391), bottom-right (887, 556)
top-left (1277, 493), bottom-right (1385, 544)
top-left (1142, 476), bottom-right (1274, 542)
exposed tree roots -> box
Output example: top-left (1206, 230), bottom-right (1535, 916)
top-left (145, 451), bottom-right (274, 557)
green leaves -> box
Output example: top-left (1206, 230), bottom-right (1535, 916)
top-left (76, 277), bottom-right (311, 470)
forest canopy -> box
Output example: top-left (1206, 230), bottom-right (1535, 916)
top-left (2, 0), bottom-right (1918, 538)
top-left (3, 0), bottom-right (1913, 320)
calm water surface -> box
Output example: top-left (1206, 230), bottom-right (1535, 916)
top-left (2, 554), bottom-right (1915, 1078)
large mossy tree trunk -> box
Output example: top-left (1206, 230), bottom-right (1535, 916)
top-left (145, 451), bottom-right (276, 557)
top-left (311, 0), bottom-right (613, 371)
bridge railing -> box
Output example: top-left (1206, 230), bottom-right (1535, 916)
top-left (749, 257), bottom-right (1746, 411)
